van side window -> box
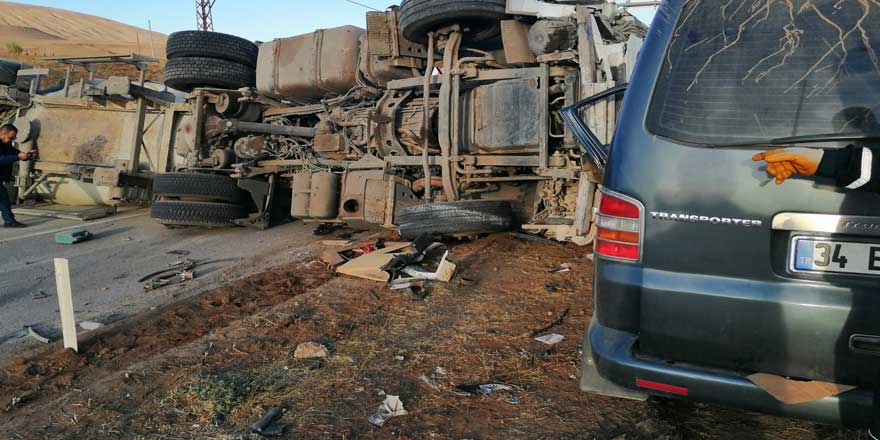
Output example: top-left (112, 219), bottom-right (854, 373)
top-left (647, 0), bottom-right (880, 145)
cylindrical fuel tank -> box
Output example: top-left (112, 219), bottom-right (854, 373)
top-left (309, 172), bottom-right (339, 219)
top-left (257, 26), bottom-right (366, 101)
top-left (291, 173), bottom-right (312, 218)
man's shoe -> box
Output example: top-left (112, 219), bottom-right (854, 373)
top-left (3, 221), bottom-right (26, 228)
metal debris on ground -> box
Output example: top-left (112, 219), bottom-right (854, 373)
top-left (456, 383), bottom-right (514, 396)
top-left (534, 333), bottom-right (565, 345)
top-left (293, 342), bottom-right (330, 359)
top-left (506, 395), bottom-right (522, 405)
top-left (549, 263), bottom-right (572, 274)
top-left (24, 325), bottom-right (51, 344)
top-left (141, 259), bottom-right (198, 291)
top-left (249, 406), bottom-right (285, 436)
top-left (368, 395), bottom-right (408, 427)
top-left (54, 229), bottom-right (93, 245)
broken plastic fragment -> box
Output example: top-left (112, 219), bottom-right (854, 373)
top-left (368, 395), bottom-right (408, 427)
top-left (534, 333), bottom-right (565, 345)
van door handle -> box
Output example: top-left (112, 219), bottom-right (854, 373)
top-left (849, 335), bottom-right (880, 356)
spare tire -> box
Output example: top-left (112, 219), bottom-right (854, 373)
top-left (151, 200), bottom-right (246, 227)
top-left (152, 172), bottom-right (245, 203)
top-left (0, 59), bottom-right (22, 86)
top-left (166, 31), bottom-right (259, 68)
top-left (399, 0), bottom-right (508, 44)
top-left (163, 57), bottom-right (256, 92)
top-left (397, 200), bottom-right (515, 239)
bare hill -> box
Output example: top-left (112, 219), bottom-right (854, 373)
top-left (0, 1), bottom-right (166, 59)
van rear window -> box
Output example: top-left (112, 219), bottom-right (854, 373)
top-left (648, 0), bottom-right (880, 145)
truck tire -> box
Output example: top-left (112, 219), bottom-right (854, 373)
top-left (151, 200), bottom-right (246, 227)
top-left (399, 0), bottom-right (508, 44)
top-left (163, 57), bottom-right (256, 92)
top-left (166, 31), bottom-right (259, 68)
top-left (152, 172), bottom-right (245, 203)
top-left (0, 59), bottom-right (21, 85)
top-left (397, 200), bottom-right (515, 239)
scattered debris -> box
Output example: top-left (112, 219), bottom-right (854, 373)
top-left (434, 367), bottom-right (448, 376)
top-left (32, 290), bottom-right (49, 300)
top-left (294, 342), bottom-right (330, 359)
top-left (534, 333), bottom-right (565, 345)
top-left (530, 307), bottom-right (570, 337)
top-left (456, 383), bottom-right (514, 396)
top-left (319, 240), bottom-right (354, 247)
top-left (250, 406), bottom-right (285, 436)
top-left (313, 223), bottom-right (345, 236)
top-left (747, 373), bottom-right (855, 405)
top-left (545, 283), bottom-right (560, 293)
top-left (166, 250), bottom-right (191, 256)
top-left (54, 229), bottom-right (93, 245)
top-left (549, 263), bottom-right (572, 274)
top-left (394, 355), bottom-right (405, 361)
top-left (79, 321), bottom-right (104, 331)
top-left (402, 251), bottom-right (456, 282)
top-left (24, 325), bottom-right (51, 344)
top-left (335, 242), bottom-right (412, 282)
top-left (141, 259), bottom-right (198, 291)
top-left (368, 395), bottom-right (408, 427)
top-left (505, 395), bottom-right (521, 405)
top-left (420, 374), bottom-right (439, 388)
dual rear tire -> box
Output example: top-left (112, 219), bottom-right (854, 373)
top-left (163, 31), bottom-right (258, 92)
top-left (150, 173), bottom-right (247, 228)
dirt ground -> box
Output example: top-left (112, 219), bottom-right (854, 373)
top-left (0, 233), bottom-right (865, 439)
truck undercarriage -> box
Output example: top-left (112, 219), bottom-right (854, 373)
top-left (152, 0), bottom-right (646, 243)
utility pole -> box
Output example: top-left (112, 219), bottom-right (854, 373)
top-left (196, 0), bottom-right (217, 32)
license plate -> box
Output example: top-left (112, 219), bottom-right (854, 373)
top-left (792, 238), bottom-right (880, 276)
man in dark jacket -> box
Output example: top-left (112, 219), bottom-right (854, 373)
top-left (753, 145), bottom-right (879, 192)
top-left (0, 124), bottom-right (34, 228)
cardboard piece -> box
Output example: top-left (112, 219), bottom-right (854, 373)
top-left (336, 242), bottom-right (412, 282)
top-left (747, 373), bottom-right (856, 405)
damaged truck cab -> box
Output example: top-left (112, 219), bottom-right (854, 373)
top-left (153, 0), bottom-right (646, 242)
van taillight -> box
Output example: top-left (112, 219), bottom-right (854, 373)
top-left (595, 190), bottom-right (643, 262)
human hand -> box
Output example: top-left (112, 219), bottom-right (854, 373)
top-left (752, 147), bottom-right (824, 185)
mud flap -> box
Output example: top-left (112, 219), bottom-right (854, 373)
top-left (580, 320), bottom-right (648, 401)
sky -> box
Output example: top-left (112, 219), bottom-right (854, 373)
top-left (8, 0), bottom-right (656, 42)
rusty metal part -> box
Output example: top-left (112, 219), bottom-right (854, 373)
top-left (437, 29), bottom-right (461, 201)
top-left (257, 26), bottom-right (365, 101)
top-left (529, 19), bottom-right (578, 56)
top-left (221, 119), bottom-right (316, 138)
top-left (422, 32), bottom-right (435, 201)
top-left (372, 90), bottom-right (412, 157)
top-left (210, 148), bottom-right (235, 169)
top-left (314, 133), bottom-right (347, 153)
top-left (309, 172), bottom-right (340, 219)
top-left (411, 176), bottom-right (443, 193)
top-left (234, 135), bottom-right (268, 160)
top-left (501, 20), bottom-right (536, 64)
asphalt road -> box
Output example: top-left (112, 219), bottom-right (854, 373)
top-left (0, 207), bottom-right (323, 358)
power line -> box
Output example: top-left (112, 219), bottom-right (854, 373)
top-left (341, 0), bottom-right (381, 11)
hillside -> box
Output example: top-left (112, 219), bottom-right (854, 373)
top-left (0, 1), bottom-right (166, 58)
top-left (0, 1), bottom-right (167, 81)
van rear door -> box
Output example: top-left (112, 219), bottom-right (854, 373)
top-left (611, 0), bottom-right (880, 387)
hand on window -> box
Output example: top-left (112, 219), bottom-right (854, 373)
top-left (752, 148), bottom-right (825, 185)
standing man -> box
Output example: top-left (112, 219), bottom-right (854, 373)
top-left (0, 123), bottom-right (34, 228)
top-left (753, 145), bottom-right (879, 192)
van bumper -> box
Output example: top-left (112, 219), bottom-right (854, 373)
top-left (582, 320), bottom-right (875, 428)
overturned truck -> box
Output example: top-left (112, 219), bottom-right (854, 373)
top-left (152, 0), bottom-right (646, 242)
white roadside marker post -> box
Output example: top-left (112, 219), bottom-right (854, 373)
top-left (53, 258), bottom-right (78, 352)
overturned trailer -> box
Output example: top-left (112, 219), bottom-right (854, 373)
top-left (152, 0), bottom-right (646, 242)
top-left (10, 55), bottom-right (192, 212)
